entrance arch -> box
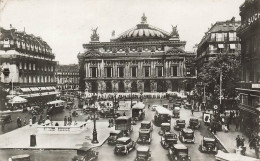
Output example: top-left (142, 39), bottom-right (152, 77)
top-left (106, 81), bottom-right (112, 93)
top-left (91, 81), bottom-right (98, 93)
top-left (118, 81), bottom-right (125, 92)
top-left (144, 80), bottom-right (150, 92)
top-left (131, 81), bottom-right (138, 92)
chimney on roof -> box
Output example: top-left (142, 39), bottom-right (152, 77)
top-left (10, 24), bottom-right (12, 29)
top-left (23, 27), bottom-right (26, 33)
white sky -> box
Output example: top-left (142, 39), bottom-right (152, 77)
top-left (0, 0), bottom-right (244, 64)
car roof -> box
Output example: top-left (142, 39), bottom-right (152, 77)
top-left (132, 102), bottom-right (145, 109)
top-left (204, 137), bottom-right (216, 142)
top-left (155, 106), bottom-right (171, 115)
top-left (182, 128), bottom-right (193, 133)
top-left (137, 146), bottom-right (150, 152)
top-left (117, 137), bottom-right (130, 142)
top-left (176, 119), bottom-right (185, 123)
top-left (141, 121), bottom-right (151, 124)
top-left (161, 123), bottom-right (171, 126)
top-left (174, 144), bottom-right (188, 149)
top-left (116, 116), bottom-right (131, 120)
top-left (139, 129), bottom-right (150, 133)
top-left (165, 132), bottom-right (176, 136)
top-left (190, 118), bottom-right (198, 121)
top-left (110, 130), bottom-right (121, 134)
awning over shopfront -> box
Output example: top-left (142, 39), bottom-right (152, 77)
top-left (29, 87), bottom-right (40, 92)
top-left (38, 87), bottom-right (48, 91)
top-left (20, 88), bottom-right (31, 92)
top-left (218, 44), bottom-right (224, 48)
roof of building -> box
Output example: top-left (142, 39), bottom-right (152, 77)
top-left (112, 14), bottom-right (179, 42)
top-left (56, 64), bottom-right (79, 72)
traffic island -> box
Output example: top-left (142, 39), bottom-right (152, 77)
top-left (0, 120), bottom-right (110, 151)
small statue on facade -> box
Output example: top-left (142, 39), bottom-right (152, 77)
top-left (170, 25), bottom-right (179, 37)
top-left (91, 27), bottom-right (99, 41)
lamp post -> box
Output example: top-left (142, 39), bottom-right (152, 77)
top-left (130, 86), bottom-right (133, 108)
top-left (91, 95), bottom-right (99, 144)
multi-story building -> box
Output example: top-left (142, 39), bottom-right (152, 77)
top-left (55, 64), bottom-right (79, 93)
top-left (236, 0), bottom-right (260, 135)
top-left (0, 25), bottom-right (57, 108)
top-left (196, 17), bottom-right (241, 71)
top-left (78, 14), bottom-right (196, 94)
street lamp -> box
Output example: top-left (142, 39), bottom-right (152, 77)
top-left (130, 86), bottom-right (133, 108)
top-left (91, 95), bottom-right (99, 144)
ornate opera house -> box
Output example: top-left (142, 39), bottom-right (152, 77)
top-left (78, 14), bottom-right (196, 94)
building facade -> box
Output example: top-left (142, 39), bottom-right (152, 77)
top-left (0, 26), bottom-right (57, 108)
top-left (55, 64), bottom-right (79, 93)
top-left (236, 0), bottom-right (260, 136)
top-left (196, 17), bottom-right (241, 71)
top-left (78, 15), bottom-right (196, 94)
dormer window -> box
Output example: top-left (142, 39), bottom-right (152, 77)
top-left (16, 41), bottom-right (21, 48)
top-left (3, 39), bottom-right (10, 48)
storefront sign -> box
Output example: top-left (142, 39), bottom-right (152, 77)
top-left (252, 84), bottom-right (260, 89)
top-left (248, 11), bottom-right (260, 25)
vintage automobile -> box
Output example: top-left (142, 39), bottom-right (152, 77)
top-left (140, 121), bottom-right (153, 132)
top-left (0, 114), bottom-right (12, 124)
top-left (172, 107), bottom-right (180, 118)
top-left (179, 128), bottom-right (195, 143)
top-left (200, 137), bottom-right (217, 153)
top-left (47, 100), bottom-right (65, 115)
top-left (132, 102), bottom-right (145, 121)
top-left (174, 119), bottom-right (186, 131)
top-left (188, 118), bottom-right (200, 129)
top-left (99, 108), bottom-right (120, 118)
top-left (114, 137), bottom-right (136, 155)
top-left (135, 146), bottom-right (152, 161)
top-left (107, 130), bottom-right (122, 145)
top-left (168, 144), bottom-right (191, 161)
top-left (159, 123), bottom-right (171, 135)
top-left (115, 116), bottom-right (133, 136)
top-left (137, 129), bottom-right (152, 144)
top-left (151, 105), bottom-right (159, 111)
top-left (73, 148), bottom-right (99, 161)
top-left (161, 132), bottom-right (178, 149)
top-left (154, 106), bottom-right (171, 126)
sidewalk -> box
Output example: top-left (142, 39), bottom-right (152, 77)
top-left (0, 120), bottom-right (110, 151)
top-left (212, 124), bottom-right (257, 158)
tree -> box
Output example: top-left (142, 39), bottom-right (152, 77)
top-left (198, 54), bottom-right (241, 104)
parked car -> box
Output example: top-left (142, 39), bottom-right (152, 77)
top-left (161, 132), bottom-right (178, 149)
top-left (199, 137), bottom-right (217, 153)
top-left (140, 121), bottom-right (153, 132)
top-left (188, 118), bottom-right (200, 129)
top-left (179, 128), bottom-right (195, 143)
top-left (135, 146), bottom-right (151, 161)
top-left (174, 119), bottom-right (186, 131)
top-left (0, 114), bottom-right (12, 124)
top-left (137, 129), bottom-right (152, 144)
top-left (168, 144), bottom-right (191, 161)
top-left (108, 130), bottom-right (122, 145)
top-left (114, 137), bottom-right (136, 155)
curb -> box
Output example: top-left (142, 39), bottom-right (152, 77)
top-left (208, 131), bottom-right (229, 153)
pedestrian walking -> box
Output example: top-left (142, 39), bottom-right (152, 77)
top-left (236, 135), bottom-right (241, 148)
top-left (227, 118), bottom-right (230, 130)
top-left (123, 112), bottom-right (126, 116)
top-left (235, 117), bottom-right (239, 131)
top-left (191, 108), bottom-right (194, 115)
top-left (29, 118), bottom-right (32, 126)
top-left (240, 136), bottom-right (245, 147)
top-left (64, 116), bottom-right (67, 126)
top-left (108, 118), bottom-right (111, 128)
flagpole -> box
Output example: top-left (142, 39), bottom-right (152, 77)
top-left (11, 76), bottom-right (13, 106)
top-left (220, 70), bottom-right (222, 105)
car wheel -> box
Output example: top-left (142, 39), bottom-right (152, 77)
top-left (126, 149), bottom-right (129, 154)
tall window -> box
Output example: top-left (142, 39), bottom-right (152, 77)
top-left (90, 67), bottom-right (97, 78)
top-left (105, 67), bottom-right (112, 78)
top-left (171, 66), bottom-right (177, 76)
top-left (216, 33), bottom-right (224, 41)
top-left (144, 67), bottom-right (150, 77)
top-left (157, 66), bottom-right (163, 77)
top-left (211, 33), bottom-right (216, 41)
top-left (3, 39), bottom-right (10, 48)
top-left (131, 67), bottom-right (137, 77)
top-left (229, 32), bottom-right (236, 41)
top-left (118, 67), bottom-right (124, 77)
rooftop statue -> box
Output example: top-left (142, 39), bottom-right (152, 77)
top-left (170, 25), bottom-right (179, 37)
top-left (91, 27), bottom-right (99, 41)
top-left (112, 30), bottom-right (115, 37)
top-left (141, 13), bottom-right (147, 24)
